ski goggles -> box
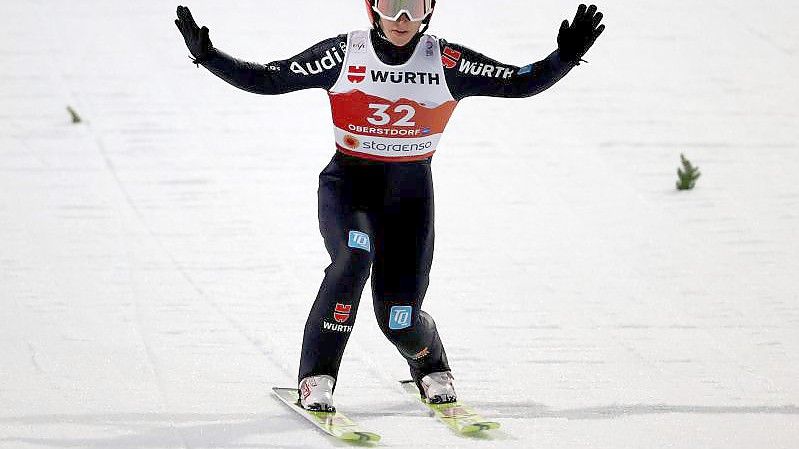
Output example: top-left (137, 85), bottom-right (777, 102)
top-left (372, 0), bottom-right (434, 22)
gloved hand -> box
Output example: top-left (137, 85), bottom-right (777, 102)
top-left (175, 5), bottom-right (213, 65)
top-left (557, 4), bottom-right (605, 65)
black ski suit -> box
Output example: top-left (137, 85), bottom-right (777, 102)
top-left (197, 29), bottom-right (576, 387)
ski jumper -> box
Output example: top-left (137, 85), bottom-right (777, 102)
top-left (198, 29), bottom-right (577, 386)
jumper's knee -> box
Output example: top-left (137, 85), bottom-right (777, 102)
top-left (329, 251), bottom-right (371, 285)
top-left (327, 231), bottom-right (374, 287)
top-left (377, 307), bottom-right (435, 353)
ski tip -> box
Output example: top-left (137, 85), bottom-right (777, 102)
top-left (271, 387), bottom-right (300, 405)
top-left (272, 387), bottom-right (298, 392)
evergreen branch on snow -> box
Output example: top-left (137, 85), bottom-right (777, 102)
top-left (67, 106), bottom-right (82, 124)
top-left (676, 154), bottom-right (701, 190)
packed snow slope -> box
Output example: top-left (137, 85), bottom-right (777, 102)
top-left (1, 1), bottom-right (798, 448)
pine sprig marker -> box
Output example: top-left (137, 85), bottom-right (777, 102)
top-left (677, 154), bottom-right (701, 190)
top-left (67, 106), bottom-right (83, 124)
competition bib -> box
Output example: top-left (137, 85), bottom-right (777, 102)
top-left (328, 30), bottom-right (457, 162)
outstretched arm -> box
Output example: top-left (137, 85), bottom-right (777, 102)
top-left (441, 43), bottom-right (574, 101)
top-left (442, 4), bottom-right (605, 101)
top-left (175, 6), bottom-right (346, 95)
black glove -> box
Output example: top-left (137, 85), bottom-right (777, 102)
top-left (557, 4), bottom-right (605, 65)
top-left (175, 5), bottom-right (213, 65)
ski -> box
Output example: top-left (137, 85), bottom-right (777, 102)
top-left (399, 380), bottom-right (501, 434)
top-left (272, 387), bottom-right (381, 444)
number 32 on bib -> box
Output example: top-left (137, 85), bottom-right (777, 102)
top-left (328, 30), bottom-right (458, 162)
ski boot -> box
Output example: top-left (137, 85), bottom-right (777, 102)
top-left (420, 371), bottom-right (457, 404)
top-left (299, 375), bottom-right (336, 412)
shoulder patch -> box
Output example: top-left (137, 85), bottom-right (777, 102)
top-left (442, 46), bottom-right (462, 69)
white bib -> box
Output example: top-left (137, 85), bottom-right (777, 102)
top-left (328, 30), bottom-right (457, 162)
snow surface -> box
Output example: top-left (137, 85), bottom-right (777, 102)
top-left (2, 0), bottom-right (798, 448)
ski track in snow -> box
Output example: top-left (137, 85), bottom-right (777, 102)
top-left (1, 1), bottom-right (798, 448)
